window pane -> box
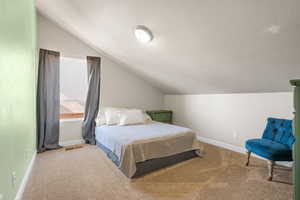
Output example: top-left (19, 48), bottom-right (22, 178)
top-left (60, 57), bottom-right (88, 116)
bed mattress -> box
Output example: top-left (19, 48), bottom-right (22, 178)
top-left (95, 121), bottom-right (202, 177)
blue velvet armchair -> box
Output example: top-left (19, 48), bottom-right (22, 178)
top-left (245, 118), bottom-right (295, 181)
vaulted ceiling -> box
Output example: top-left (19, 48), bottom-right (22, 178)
top-left (36, 0), bottom-right (300, 94)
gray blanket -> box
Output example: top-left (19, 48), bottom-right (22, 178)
top-left (95, 121), bottom-right (202, 177)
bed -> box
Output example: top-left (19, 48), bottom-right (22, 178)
top-left (95, 121), bottom-right (202, 178)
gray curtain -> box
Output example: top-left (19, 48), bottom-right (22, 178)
top-left (82, 56), bottom-right (101, 144)
top-left (37, 49), bottom-right (61, 153)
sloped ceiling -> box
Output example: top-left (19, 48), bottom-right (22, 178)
top-left (36, 0), bottom-right (300, 94)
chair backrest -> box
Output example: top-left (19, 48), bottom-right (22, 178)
top-left (262, 118), bottom-right (295, 149)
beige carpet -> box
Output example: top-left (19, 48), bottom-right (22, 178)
top-left (23, 142), bottom-right (293, 200)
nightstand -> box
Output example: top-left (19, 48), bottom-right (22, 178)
top-left (146, 110), bottom-right (172, 124)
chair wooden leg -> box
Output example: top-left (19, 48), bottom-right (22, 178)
top-left (245, 151), bottom-right (251, 166)
top-left (268, 161), bottom-right (275, 181)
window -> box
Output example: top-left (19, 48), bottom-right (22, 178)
top-left (60, 57), bottom-right (88, 119)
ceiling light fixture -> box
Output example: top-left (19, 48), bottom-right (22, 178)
top-left (266, 25), bottom-right (281, 34)
top-left (134, 25), bottom-right (153, 43)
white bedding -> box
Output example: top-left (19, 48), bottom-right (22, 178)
top-left (95, 121), bottom-right (202, 177)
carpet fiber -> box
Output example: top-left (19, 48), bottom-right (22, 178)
top-left (23, 142), bottom-right (293, 200)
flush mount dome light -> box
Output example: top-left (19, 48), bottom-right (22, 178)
top-left (135, 25), bottom-right (153, 43)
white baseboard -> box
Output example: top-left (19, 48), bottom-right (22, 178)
top-left (59, 139), bottom-right (85, 147)
top-left (197, 136), bottom-right (245, 154)
top-left (15, 151), bottom-right (36, 200)
top-left (196, 135), bottom-right (293, 167)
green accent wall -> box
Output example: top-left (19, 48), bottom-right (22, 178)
top-left (0, 0), bottom-right (36, 199)
top-left (291, 80), bottom-right (300, 200)
top-left (295, 86), bottom-right (300, 200)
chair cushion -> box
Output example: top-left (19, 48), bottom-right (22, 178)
top-left (246, 138), bottom-right (293, 161)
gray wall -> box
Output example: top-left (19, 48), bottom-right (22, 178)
top-left (165, 92), bottom-right (293, 149)
top-left (37, 14), bottom-right (164, 110)
top-left (37, 14), bottom-right (164, 145)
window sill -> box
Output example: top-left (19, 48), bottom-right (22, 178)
top-left (60, 118), bottom-right (84, 122)
top-left (60, 113), bottom-right (84, 119)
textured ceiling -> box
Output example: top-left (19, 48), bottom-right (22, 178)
top-left (36, 0), bottom-right (300, 94)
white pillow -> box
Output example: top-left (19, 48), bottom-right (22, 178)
top-left (95, 111), bottom-right (106, 126)
top-left (95, 115), bottom-right (106, 126)
top-left (128, 108), bottom-right (151, 121)
top-left (143, 113), bottom-right (152, 121)
top-left (119, 110), bottom-right (146, 125)
top-left (105, 109), bottom-right (121, 125)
